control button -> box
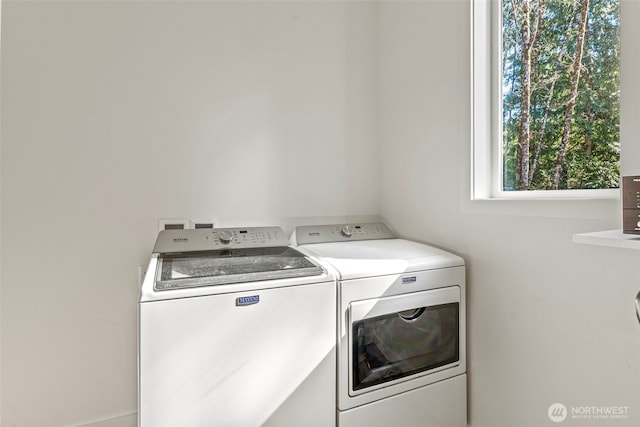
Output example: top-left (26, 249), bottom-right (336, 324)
top-left (341, 226), bottom-right (353, 237)
top-left (637, 220), bottom-right (640, 228)
top-left (219, 230), bottom-right (234, 244)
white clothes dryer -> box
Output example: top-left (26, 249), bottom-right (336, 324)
top-left (294, 223), bottom-right (467, 427)
top-left (139, 226), bottom-right (336, 427)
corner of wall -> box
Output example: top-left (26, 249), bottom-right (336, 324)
top-left (1, 0), bottom-right (4, 422)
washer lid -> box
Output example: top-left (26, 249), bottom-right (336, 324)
top-left (155, 246), bottom-right (324, 290)
top-left (150, 227), bottom-right (325, 290)
top-left (300, 239), bottom-right (464, 279)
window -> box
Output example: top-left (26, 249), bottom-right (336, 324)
top-left (472, 0), bottom-right (620, 199)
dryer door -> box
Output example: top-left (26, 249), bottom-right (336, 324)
top-left (348, 287), bottom-right (460, 396)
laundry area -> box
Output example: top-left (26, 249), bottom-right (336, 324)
top-left (139, 223), bottom-right (466, 426)
top-left (2, 1), bottom-right (640, 427)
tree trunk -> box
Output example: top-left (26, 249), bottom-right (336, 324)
top-left (529, 75), bottom-right (557, 186)
top-left (552, 0), bottom-right (590, 189)
top-left (516, 0), bottom-right (532, 190)
top-left (516, 0), bottom-right (546, 190)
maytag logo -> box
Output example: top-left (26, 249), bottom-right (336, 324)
top-left (173, 238), bottom-right (189, 243)
top-left (402, 276), bottom-right (417, 284)
top-left (236, 295), bottom-right (260, 306)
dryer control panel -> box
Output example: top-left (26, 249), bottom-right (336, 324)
top-left (295, 223), bottom-right (395, 245)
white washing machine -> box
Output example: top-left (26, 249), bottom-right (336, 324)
top-left (293, 223), bottom-right (467, 427)
top-left (139, 226), bottom-right (336, 427)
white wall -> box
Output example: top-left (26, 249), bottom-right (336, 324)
top-left (378, 1), bottom-right (640, 427)
top-left (0, 1), bottom-right (378, 425)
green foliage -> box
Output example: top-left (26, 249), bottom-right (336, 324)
top-left (502, 0), bottom-right (620, 190)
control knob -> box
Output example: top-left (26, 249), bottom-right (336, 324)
top-left (341, 226), bottom-right (353, 237)
top-left (219, 230), bottom-right (234, 244)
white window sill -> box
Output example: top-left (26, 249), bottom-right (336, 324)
top-left (573, 230), bottom-right (640, 250)
top-left (474, 188), bottom-right (620, 201)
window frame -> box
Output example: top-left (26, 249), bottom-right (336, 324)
top-left (470, 0), bottom-right (620, 201)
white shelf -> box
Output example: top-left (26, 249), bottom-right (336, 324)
top-left (572, 229), bottom-right (640, 250)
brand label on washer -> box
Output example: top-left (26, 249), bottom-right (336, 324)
top-left (236, 295), bottom-right (260, 306)
top-left (402, 276), bottom-right (417, 284)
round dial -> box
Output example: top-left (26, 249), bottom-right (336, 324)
top-left (341, 226), bottom-right (353, 237)
top-left (218, 230), bottom-right (234, 244)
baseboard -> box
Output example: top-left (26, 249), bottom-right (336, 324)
top-left (77, 412), bottom-right (137, 427)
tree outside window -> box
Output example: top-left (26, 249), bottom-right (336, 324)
top-left (501, 0), bottom-right (620, 191)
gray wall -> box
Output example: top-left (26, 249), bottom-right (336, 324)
top-left (1, 1), bottom-right (378, 425)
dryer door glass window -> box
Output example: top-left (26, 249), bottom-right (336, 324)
top-left (352, 302), bottom-right (459, 391)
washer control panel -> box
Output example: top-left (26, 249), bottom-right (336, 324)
top-left (153, 226), bottom-right (285, 253)
top-left (295, 223), bottom-right (395, 245)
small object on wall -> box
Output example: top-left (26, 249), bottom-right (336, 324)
top-left (158, 218), bottom-right (190, 233)
top-left (622, 176), bottom-right (640, 235)
top-left (190, 219), bottom-right (215, 229)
